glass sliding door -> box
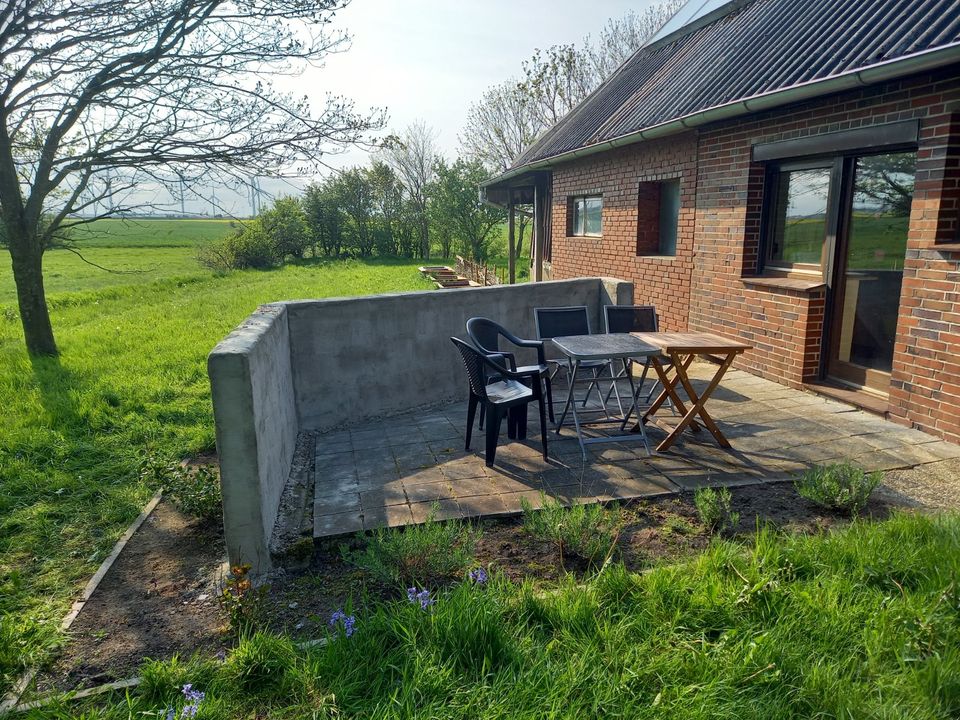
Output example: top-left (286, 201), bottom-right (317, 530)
top-left (827, 151), bottom-right (916, 393)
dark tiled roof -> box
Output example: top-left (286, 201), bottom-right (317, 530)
top-left (512, 0), bottom-right (960, 168)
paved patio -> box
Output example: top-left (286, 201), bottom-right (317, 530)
top-left (311, 363), bottom-right (960, 537)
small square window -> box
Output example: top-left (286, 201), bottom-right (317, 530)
top-left (571, 196), bottom-right (602, 236)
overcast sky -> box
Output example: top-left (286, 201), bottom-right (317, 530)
top-left (173, 0), bottom-right (664, 216)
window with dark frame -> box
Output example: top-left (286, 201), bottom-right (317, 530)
top-left (765, 163), bottom-right (833, 272)
top-left (636, 179), bottom-right (680, 256)
top-left (570, 195), bottom-right (602, 237)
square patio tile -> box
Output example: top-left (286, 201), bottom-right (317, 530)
top-left (315, 492), bottom-right (360, 515)
top-left (403, 480), bottom-right (455, 503)
top-left (409, 498), bottom-right (462, 523)
top-left (439, 458), bottom-right (489, 480)
top-left (457, 494), bottom-right (510, 517)
top-left (449, 475), bottom-right (500, 499)
top-left (314, 511), bottom-right (363, 537)
top-left (362, 503), bottom-right (414, 531)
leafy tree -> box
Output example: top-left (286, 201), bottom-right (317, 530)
top-left (302, 181), bottom-right (345, 258)
top-left (260, 197), bottom-right (310, 260)
top-left (855, 153), bottom-right (917, 216)
top-left (430, 159), bottom-right (504, 262)
top-left (0, 0), bottom-right (383, 356)
top-left (334, 167), bottom-right (375, 257)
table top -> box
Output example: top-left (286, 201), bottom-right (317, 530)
top-left (631, 331), bottom-right (752, 354)
top-left (551, 333), bottom-right (660, 361)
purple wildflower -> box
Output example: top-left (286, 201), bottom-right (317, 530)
top-left (407, 586), bottom-right (434, 610)
top-left (329, 608), bottom-right (356, 638)
top-left (178, 684), bottom-right (204, 719)
top-left (468, 567), bottom-right (488, 585)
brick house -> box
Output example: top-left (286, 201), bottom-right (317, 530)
top-left (483, 0), bottom-right (960, 444)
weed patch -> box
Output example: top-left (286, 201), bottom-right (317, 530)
top-left (521, 493), bottom-right (623, 565)
top-left (795, 462), bottom-right (882, 515)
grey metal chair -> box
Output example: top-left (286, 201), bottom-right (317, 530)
top-left (465, 317), bottom-right (554, 425)
top-left (603, 304), bottom-right (673, 411)
top-left (451, 337), bottom-right (548, 467)
top-left (533, 306), bottom-right (613, 411)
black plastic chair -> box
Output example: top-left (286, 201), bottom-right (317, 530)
top-left (603, 304), bottom-right (672, 408)
top-left (465, 317), bottom-right (554, 424)
top-left (451, 337), bottom-right (548, 467)
top-left (533, 305), bottom-right (612, 408)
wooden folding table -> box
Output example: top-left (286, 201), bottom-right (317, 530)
top-left (629, 332), bottom-right (752, 452)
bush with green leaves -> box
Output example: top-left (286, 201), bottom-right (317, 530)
top-left (794, 462), bottom-right (882, 515)
top-left (694, 486), bottom-right (740, 535)
top-left (343, 509), bottom-right (480, 587)
top-left (140, 455), bottom-right (222, 523)
top-left (199, 220), bottom-right (279, 271)
top-left (521, 493), bottom-right (623, 565)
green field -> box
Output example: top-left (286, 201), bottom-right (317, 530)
top-left (778, 215), bottom-right (909, 270)
top-left (0, 220), bottom-right (432, 690)
top-left (0, 219), bottom-right (238, 303)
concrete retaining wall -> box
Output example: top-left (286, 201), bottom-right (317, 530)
top-left (208, 303), bottom-right (298, 573)
top-left (208, 277), bottom-right (632, 573)
top-left (286, 278), bottom-right (633, 430)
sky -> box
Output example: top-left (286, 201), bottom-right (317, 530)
top-left (173, 0), bottom-right (665, 217)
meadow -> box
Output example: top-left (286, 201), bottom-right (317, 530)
top-left (0, 219), bottom-right (432, 690)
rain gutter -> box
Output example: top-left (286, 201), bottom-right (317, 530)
top-left (482, 43), bottom-right (960, 189)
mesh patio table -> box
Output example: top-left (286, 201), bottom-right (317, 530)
top-left (551, 333), bottom-right (660, 459)
top-left (629, 331), bottom-right (752, 452)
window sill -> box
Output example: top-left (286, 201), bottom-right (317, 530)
top-left (932, 242), bottom-right (960, 252)
top-left (741, 276), bottom-right (826, 292)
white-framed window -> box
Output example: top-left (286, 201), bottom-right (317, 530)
top-left (571, 195), bottom-right (602, 236)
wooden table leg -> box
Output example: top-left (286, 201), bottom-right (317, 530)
top-left (656, 351), bottom-right (738, 451)
top-left (634, 355), bottom-right (700, 432)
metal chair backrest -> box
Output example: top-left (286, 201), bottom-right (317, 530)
top-left (465, 317), bottom-right (504, 355)
top-left (534, 306), bottom-right (591, 340)
top-left (604, 305), bottom-right (659, 334)
top-left (451, 337), bottom-right (490, 400)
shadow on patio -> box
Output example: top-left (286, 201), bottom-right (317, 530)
top-left (310, 364), bottom-right (960, 538)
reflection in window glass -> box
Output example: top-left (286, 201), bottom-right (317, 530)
top-left (770, 167), bottom-right (831, 266)
top-left (572, 196), bottom-right (602, 236)
top-left (658, 180), bottom-right (680, 255)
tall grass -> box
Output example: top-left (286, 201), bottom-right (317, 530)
top-left (0, 256), bottom-right (431, 690)
top-left (28, 512), bottom-right (960, 718)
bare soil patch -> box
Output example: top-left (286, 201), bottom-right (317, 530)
top-left (37, 501), bottom-right (227, 694)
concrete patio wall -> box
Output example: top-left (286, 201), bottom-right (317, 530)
top-left (207, 277), bottom-right (632, 573)
top-left (208, 303), bottom-right (298, 573)
top-left (285, 277), bottom-right (633, 430)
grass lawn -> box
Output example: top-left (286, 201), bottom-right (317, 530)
top-left (0, 233), bottom-right (432, 690)
top-left (30, 512), bottom-right (960, 718)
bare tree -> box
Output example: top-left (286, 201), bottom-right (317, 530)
top-left (583, 2), bottom-right (684, 82)
top-left (0, 0), bottom-right (384, 356)
top-left (460, 81), bottom-right (540, 175)
top-left (381, 121), bottom-right (438, 259)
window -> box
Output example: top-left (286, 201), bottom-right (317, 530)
top-left (766, 165), bottom-right (832, 269)
top-left (637, 179), bottom-right (680, 256)
top-left (571, 196), bottom-right (602, 236)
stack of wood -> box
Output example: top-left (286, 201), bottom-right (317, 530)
top-left (418, 265), bottom-right (479, 289)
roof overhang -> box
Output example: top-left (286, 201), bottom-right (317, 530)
top-left (484, 42), bottom-right (960, 188)
top-left (481, 170), bottom-right (549, 209)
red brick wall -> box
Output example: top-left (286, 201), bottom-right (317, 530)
top-left (548, 68), bottom-right (960, 443)
top-left (549, 134), bottom-right (698, 331)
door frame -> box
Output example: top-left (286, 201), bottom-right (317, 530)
top-left (819, 149), bottom-right (916, 395)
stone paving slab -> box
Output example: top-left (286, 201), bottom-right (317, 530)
top-left (311, 364), bottom-right (960, 538)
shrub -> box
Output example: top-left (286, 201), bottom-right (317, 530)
top-left (343, 508), bottom-right (480, 587)
top-left (521, 493), bottom-right (622, 565)
top-left (261, 196), bottom-right (311, 259)
top-left (140, 455), bottom-right (222, 523)
top-left (794, 462), bottom-right (882, 515)
top-left (694, 486), bottom-right (740, 535)
top-left (198, 220), bottom-right (279, 271)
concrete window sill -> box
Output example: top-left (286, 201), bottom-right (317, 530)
top-left (741, 276), bottom-right (826, 292)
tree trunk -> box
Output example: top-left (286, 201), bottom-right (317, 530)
top-left (8, 228), bottom-right (58, 356)
top-left (420, 216), bottom-right (429, 259)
